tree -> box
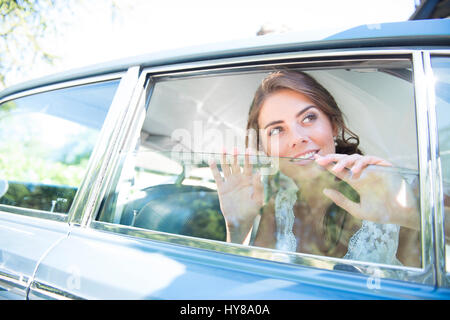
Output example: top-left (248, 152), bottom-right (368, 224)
top-left (0, 0), bottom-right (120, 90)
top-left (0, 0), bottom-right (62, 89)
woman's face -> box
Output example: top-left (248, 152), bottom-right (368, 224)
top-left (258, 89), bottom-right (336, 169)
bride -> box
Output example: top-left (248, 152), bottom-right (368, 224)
top-left (209, 70), bottom-right (421, 266)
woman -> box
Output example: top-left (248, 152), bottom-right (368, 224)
top-left (209, 70), bottom-right (421, 266)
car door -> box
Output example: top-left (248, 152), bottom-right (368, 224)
top-left (28, 49), bottom-right (450, 300)
top-left (0, 72), bottom-right (122, 299)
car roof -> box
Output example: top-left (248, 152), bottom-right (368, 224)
top-left (1, 18), bottom-right (449, 101)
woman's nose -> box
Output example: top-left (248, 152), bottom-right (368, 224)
top-left (289, 126), bottom-right (309, 148)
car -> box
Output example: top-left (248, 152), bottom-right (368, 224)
top-left (0, 18), bottom-right (449, 301)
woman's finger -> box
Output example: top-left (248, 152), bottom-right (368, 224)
top-left (331, 154), bottom-right (362, 173)
top-left (349, 157), bottom-right (373, 179)
top-left (252, 171), bottom-right (263, 201)
top-left (221, 150), bottom-right (232, 177)
top-left (349, 156), bottom-right (393, 179)
top-left (243, 148), bottom-right (252, 176)
top-left (323, 188), bottom-right (361, 219)
top-left (370, 156), bottom-right (392, 167)
top-left (314, 153), bottom-right (347, 166)
top-left (209, 160), bottom-right (223, 189)
top-left (231, 149), bottom-right (241, 175)
top-left (317, 154), bottom-right (359, 185)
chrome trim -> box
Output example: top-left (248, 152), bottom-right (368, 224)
top-left (0, 269), bottom-right (29, 298)
top-left (137, 48), bottom-right (417, 76)
top-left (423, 52), bottom-right (446, 287)
top-left (0, 72), bottom-right (123, 105)
top-left (28, 281), bottom-right (81, 300)
top-left (426, 50), bottom-right (450, 55)
top-left (150, 59), bottom-right (412, 85)
top-left (83, 72), bottom-right (149, 227)
top-left (89, 49), bottom-right (434, 284)
top-left (69, 67), bottom-right (140, 226)
top-left (412, 51), bottom-right (437, 285)
top-left (0, 205), bottom-right (67, 223)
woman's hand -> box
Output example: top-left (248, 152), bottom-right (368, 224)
top-left (315, 153), bottom-right (420, 230)
top-left (209, 149), bottom-right (264, 243)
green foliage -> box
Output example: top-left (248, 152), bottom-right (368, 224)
top-left (1, 181), bottom-right (76, 213)
top-left (0, 0), bottom-right (122, 90)
top-left (0, 141), bottom-right (89, 187)
top-left (0, 99), bottom-right (17, 114)
top-left (0, 0), bottom-right (61, 87)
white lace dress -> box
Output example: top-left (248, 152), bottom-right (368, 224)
top-left (270, 173), bottom-right (402, 266)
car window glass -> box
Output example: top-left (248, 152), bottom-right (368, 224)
top-left (431, 56), bottom-right (450, 273)
top-left (0, 80), bottom-right (119, 214)
top-left (97, 66), bottom-right (422, 270)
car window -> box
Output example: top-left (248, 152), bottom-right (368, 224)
top-left (431, 56), bottom-right (450, 273)
top-left (0, 80), bottom-right (119, 215)
top-left (96, 63), bottom-right (422, 273)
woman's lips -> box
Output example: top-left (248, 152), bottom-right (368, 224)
top-left (289, 150), bottom-right (319, 162)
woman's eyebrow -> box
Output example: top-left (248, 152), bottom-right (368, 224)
top-left (295, 105), bottom-right (315, 118)
top-left (263, 105), bottom-right (316, 130)
top-left (263, 120), bottom-right (284, 129)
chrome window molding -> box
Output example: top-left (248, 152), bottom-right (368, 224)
top-left (0, 205), bottom-right (67, 223)
top-left (412, 51), bottom-right (437, 285)
top-left (28, 280), bottom-right (81, 300)
top-left (136, 48), bottom-right (421, 77)
top-left (69, 67), bottom-right (141, 226)
top-left (0, 72), bottom-right (123, 105)
top-left (87, 49), bottom-right (435, 285)
top-left (426, 51), bottom-right (450, 287)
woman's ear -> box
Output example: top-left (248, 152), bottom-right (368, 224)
top-left (332, 123), bottom-right (339, 138)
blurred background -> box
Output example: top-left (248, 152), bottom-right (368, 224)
top-left (0, 0), bottom-right (448, 91)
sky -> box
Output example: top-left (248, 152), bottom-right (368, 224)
top-left (6, 0), bottom-right (418, 88)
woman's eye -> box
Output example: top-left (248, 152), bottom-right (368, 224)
top-left (269, 127), bottom-right (282, 136)
top-left (302, 113), bottom-right (317, 123)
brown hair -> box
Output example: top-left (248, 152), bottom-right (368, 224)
top-left (246, 70), bottom-right (362, 155)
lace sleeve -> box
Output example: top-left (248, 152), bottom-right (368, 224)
top-left (344, 220), bottom-right (402, 266)
top-left (270, 172), bottom-right (403, 266)
top-left (274, 186), bottom-right (297, 252)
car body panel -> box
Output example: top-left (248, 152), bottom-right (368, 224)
top-left (0, 211), bottom-right (69, 299)
top-left (28, 226), bottom-right (449, 300)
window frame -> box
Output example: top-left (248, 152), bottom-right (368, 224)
top-left (0, 72), bottom-right (125, 223)
top-left (87, 49), bottom-right (441, 286)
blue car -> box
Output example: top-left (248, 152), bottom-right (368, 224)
top-left (0, 18), bottom-right (449, 301)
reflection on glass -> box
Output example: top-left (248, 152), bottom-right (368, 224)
top-left (431, 57), bottom-right (450, 272)
top-left (0, 80), bottom-right (119, 213)
top-left (98, 150), bottom-right (421, 267)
